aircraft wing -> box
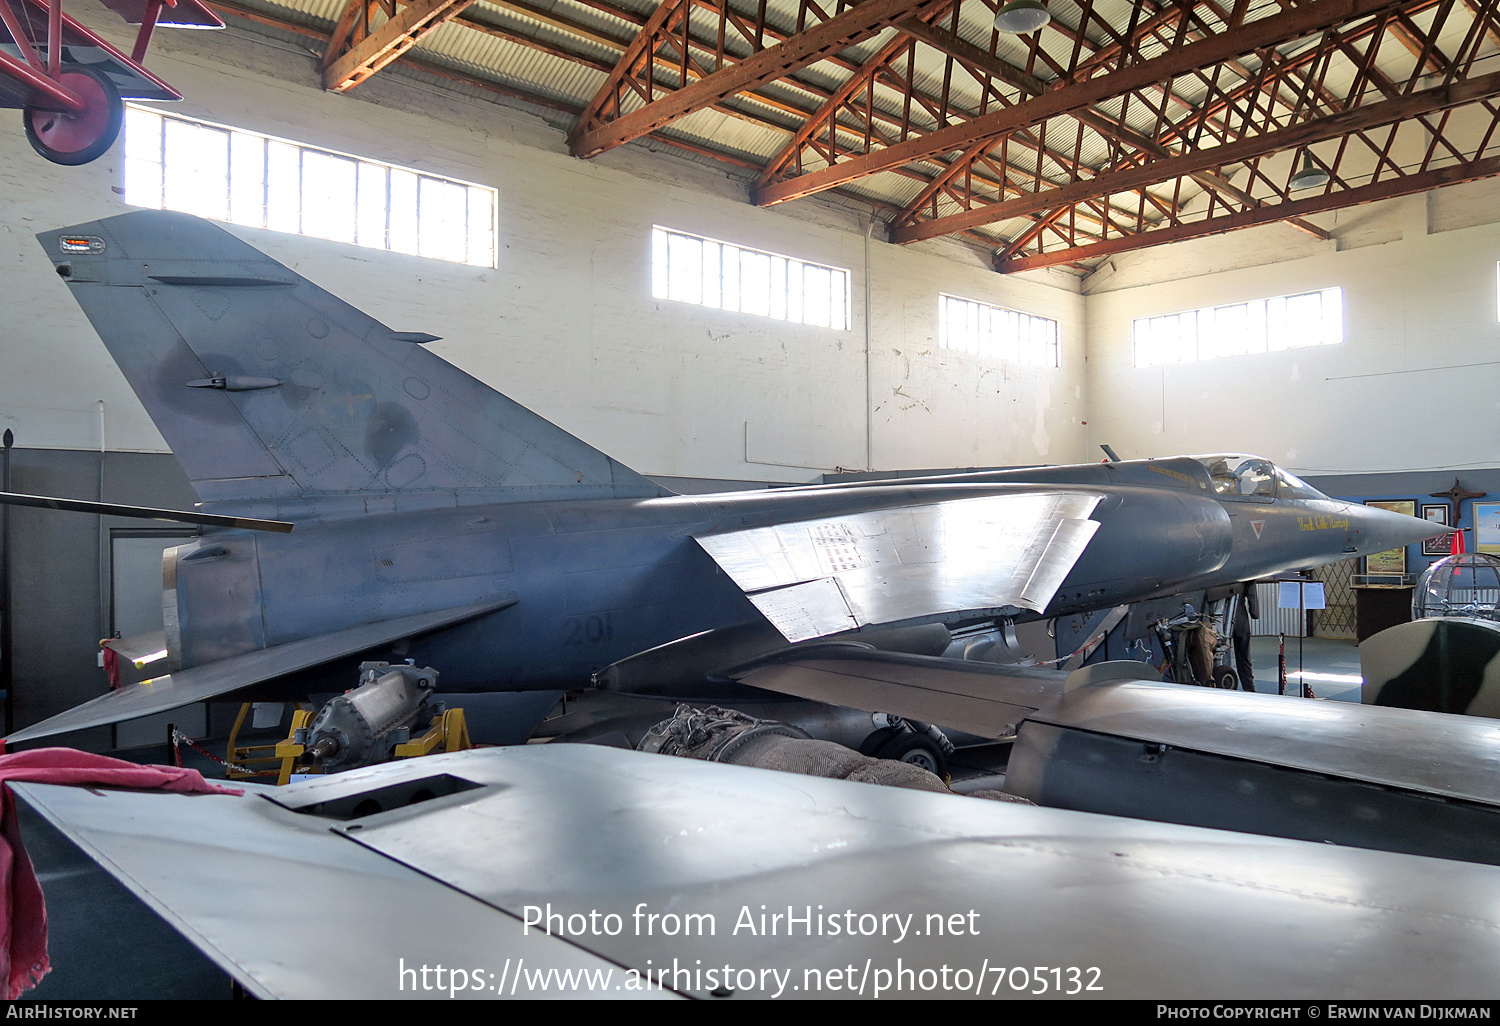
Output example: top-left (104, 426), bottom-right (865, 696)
top-left (730, 648), bottom-right (1157, 739)
top-left (95, 0), bottom-right (224, 27)
top-left (6, 596), bottom-right (517, 744)
top-left (694, 491), bottom-right (1102, 642)
top-left (16, 743), bottom-right (1500, 998)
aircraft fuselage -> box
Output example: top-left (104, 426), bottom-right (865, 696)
top-left (165, 455), bottom-right (1432, 691)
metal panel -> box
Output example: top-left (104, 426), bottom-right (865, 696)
top-left (1025, 679), bottom-right (1500, 807)
top-left (697, 491), bottom-right (1103, 641)
top-left (747, 578), bottom-right (858, 641)
top-left (1007, 719), bottom-right (1500, 866)
top-left (232, 747), bottom-right (1500, 996)
top-left (1258, 581), bottom-right (1307, 638)
top-left (13, 777), bottom-right (655, 1001)
top-left (735, 648), bottom-right (1077, 737)
top-left (110, 532), bottom-right (190, 637)
top-left (20, 744), bottom-right (1500, 997)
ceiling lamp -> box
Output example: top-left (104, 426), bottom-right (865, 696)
top-left (1289, 154), bottom-right (1330, 191)
top-left (993, 0), bottom-right (1050, 34)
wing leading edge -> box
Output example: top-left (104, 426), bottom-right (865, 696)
top-left (695, 491), bottom-right (1102, 642)
top-left (6, 597), bottom-right (517, 744)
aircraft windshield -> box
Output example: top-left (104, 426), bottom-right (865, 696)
top-left (1192, 454), bottom-right (1279, 501)
top-left (1274, 466), bottom-right (1328, 500)
top-left (1189, 455), bottom-right (1329, 501)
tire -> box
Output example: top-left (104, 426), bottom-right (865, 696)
top-left (1211, 664), bottom-right (1239, 690)
top-left (858, 726), bottom-right (901, 757)
top-left (25, 64), bottom-right (124, 166)
top-left (877, 731), bottom-right (947, 777)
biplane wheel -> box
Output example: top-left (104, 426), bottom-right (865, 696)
top-left (24, 65), bottom-right (124, 166)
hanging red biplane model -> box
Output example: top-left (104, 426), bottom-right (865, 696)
top-left (0, 0), bottom-right (220, 165)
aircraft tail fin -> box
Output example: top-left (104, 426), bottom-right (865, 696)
top-left (37, 211), bottom-right (666, 507)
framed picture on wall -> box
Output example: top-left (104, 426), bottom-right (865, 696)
top-left (1363, 499), bottom-right (1416, 575)
top-left (1474, 501), bottom-right (1500, 554)
top-left (1421, 504), bottom-right (1453, 556)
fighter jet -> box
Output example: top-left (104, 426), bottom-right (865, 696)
top-left (4, 211), bottom-right (1442, 743)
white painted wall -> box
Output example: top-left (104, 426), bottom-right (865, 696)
top-left (0, 5), bottom-right (1088, 483)
top-left (1085, 184), bottom-right (1500, 476)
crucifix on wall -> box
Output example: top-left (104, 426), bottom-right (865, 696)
top-left (1430, 479), bottom-right (1487, 555)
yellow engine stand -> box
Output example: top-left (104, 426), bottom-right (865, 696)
top-left (226, 703), bottom-right (308, 781)
top-left (394, 707), bottom-right (472, 758)
top-left (272, 707), bottom-right (471, 785)
top-left (272, 708), bottom-right (317, 786)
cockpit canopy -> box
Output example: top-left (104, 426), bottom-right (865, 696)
top-left (1190, 454), bottom-right (1328, 502)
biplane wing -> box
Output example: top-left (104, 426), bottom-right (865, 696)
top-left (96, 0), bottom-right (223, 28)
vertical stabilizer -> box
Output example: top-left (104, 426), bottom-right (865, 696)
top-left (38, 211), bottom-right (666, 506)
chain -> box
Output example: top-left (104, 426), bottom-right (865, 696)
top-left (170, 728), bottom-right (278, 777)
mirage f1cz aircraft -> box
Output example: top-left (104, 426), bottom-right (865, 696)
top-left (5, 211), bottom-right (1442, 743)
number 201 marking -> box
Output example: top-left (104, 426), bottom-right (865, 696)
top-left (563, 612), bottom-right (614, 646)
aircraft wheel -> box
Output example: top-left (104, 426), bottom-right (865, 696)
top-left (877, 731), bottom-right (947, 777)
top-left (858, 725), bottom-right (901, 756)
top-left (1211, 664), bottom-right (1240, 690)
top-left (25, 65), bottom-right (124, 166)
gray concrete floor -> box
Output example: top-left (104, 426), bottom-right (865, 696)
top-left (1245, 635), bottom-right (1364, 703)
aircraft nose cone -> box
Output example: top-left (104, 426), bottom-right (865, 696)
top-left (1349, 503), bottom-right (1451, 557)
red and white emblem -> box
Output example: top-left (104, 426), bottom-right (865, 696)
top-left (1250, 520), bottom-right (1266, 539)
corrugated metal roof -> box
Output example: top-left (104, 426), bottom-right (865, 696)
top-left (263, 0), bottom-right (344, 22)
top-left (424, 20), bottom-right (605, 102)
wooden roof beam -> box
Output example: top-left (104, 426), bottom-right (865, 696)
top-left (755, 0), bottom-right (1424, 206)
top-left (323, 0), bottom-right (475, 92)
top-left (569, 0), bottom-right (948, 158)
top-left (887, 23), bottom-right (1329, 240)
top-left (888, 63), bottom-right (1500, 243)
top-left (996, 147), bottom-right (1500, 271)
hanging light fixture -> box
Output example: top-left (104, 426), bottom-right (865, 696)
top-left (993, 0), bottom-right (1050, 34)
top-left (1289, 153), bottom-right (1330, 191)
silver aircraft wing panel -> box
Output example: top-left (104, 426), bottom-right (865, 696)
top-left (1025, 679), bottom-right (1500, 807)
top-left (695, 491), bottom-right (1102, 642)
top-left (12, 777), bottom-right (658, 1001)
top-left (731, 648), bottom-right (1094, 739)
top-left (7, 596), bottom-right (517, 744)
top-left (17, 745), bottom-right (1500, 998)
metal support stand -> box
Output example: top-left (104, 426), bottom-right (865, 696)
top-left (1299, 586), bottom-right (1306, 698)
top-left (2, 429), bottom-right (13, 737)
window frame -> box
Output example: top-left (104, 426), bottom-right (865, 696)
top-left (122, 104), bottom-right (497, 269)
top-left (650, 225), bottom-right (852, 331)
top-left (1132, 287), bottom-right (1343, 367)
top-left (936, 292), bottom-right (1061, 368)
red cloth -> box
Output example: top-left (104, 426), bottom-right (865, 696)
top-left (1453, 528), bottom-right (1467, 556)
top-left (100, 646), bottom-right (120, 691)
top-left (0, 748), bottom-right (242, 998)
